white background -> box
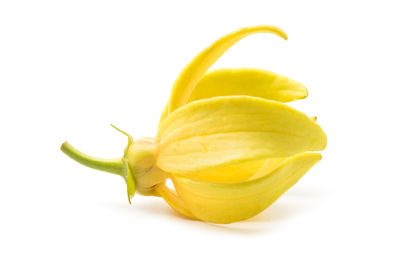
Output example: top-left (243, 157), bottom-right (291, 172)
top-left (1, 0), bottom-right (399, 266)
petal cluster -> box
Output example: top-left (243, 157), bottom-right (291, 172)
top-left (152, 25), bottom-right (327, 223)
top-left (60, 25), bottom-right (327, 224)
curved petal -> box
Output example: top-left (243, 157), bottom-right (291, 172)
top-left (189, 68), bottom-right (308, 103)
top-left (155, 181), bottom-right (196, 220)
top-left (171, 153), bottom-right (321, 224)
top-left (158, 67), bottom-right (306, 128)
top-left (156, 96), bottom-right (327, 175)
top-left (165, 25), bottom-right (287, 121)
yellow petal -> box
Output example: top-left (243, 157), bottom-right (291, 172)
top-left (155, 181), bottom-right (196, 220)
top-left (158, 67), bottom-right (306, 127)
top-left (167, 25), bottom-right (287, 117)
top-left (189, 68), bottom-right (308, 103)
top-left (178, 159), bottom-right (266, 183)
top-left (157, 96), bottom-right (327, 174)
top-left (248, 157), bottom-right (287, 180)
top-left (177, 157), bottom-right (286, 183)
top-left (171, 152), bottom-right (321, 224)
top-left (159, 68), bottom-right (303, 182)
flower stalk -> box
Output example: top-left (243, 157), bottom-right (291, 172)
top-left (60, 142), bottom-right (125, 178)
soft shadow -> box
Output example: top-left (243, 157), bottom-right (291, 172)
top-left (245, 202), bottom-right (303, 223)
top-left (247, 188), bottom-right (323, 223)
top-left (99, 186), bottom-right (322, 234)
top-left (101, 200), bottom-right (268, 234)
top-left (101, 198), bottom-right (195, 222)
top-left (133, 200), bottom-right (193, 221)
top-left (203, 221), bottom-right (270, 234)
top-left (285, 186), bottom-right (325, 199)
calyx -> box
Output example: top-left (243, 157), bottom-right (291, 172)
top-left (60, 126), bottom-right (167, 203)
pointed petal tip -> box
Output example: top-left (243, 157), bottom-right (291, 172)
top-left (309, 116), bottom-right (327, 151)
top-left (319, 130), bottom-right (328, 151)
top-left (294, 80), bottom-right (308, 94)
top-left (302, 86), bottom-right (309, 98)
top-left (313, 152), bottom-right (322, 161)
top-left (280, 31), bottom-right (288, 40)
top-left (248, 25), bottom-right (288, 40)
top-left (311, 129), bottom-right (327, 152)
top-left (294, 86), bottom-right (308, 100)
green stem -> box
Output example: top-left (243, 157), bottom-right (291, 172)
top-left (61, 142), bottom-right (124, 176)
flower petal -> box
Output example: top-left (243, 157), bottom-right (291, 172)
top-left (157, 96), bottom-right (327, 174)
top-left (177, 159), bottom-right (267, 183)
top-left (158, 67), bottom-right (306, 127)
top-left (189, 68), bottom-right (308, 103)
top-left (171, 152), bottom-right (321, 224)
top-left (167, 25), bottom-right (287, 117)
top-left (175, 157), bottom-right (287, 183)
top-left (155, 181), bottom-right (196, 220)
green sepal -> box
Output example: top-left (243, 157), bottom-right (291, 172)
top-left (111, 124), bottom-right (135, 204)
top-left (123, 158), bottom-right (135, 203)
top-left (60, 124), bottom-right (136, 204)
top-left (111, 124), bottom-right (133, 156)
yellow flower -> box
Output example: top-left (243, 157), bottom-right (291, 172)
top-left (61, 25), bottom-right (327, 224)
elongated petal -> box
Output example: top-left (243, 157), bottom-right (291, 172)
top-left (167, 25), bottom-right (287, 116)
top-left (190, 68), bottom-right (308, 103)
top-left (157, 96), bottom-right (327, 174)
top-left (172, 153), bottom-right (321, 224)
top-left (158, 68), bottom-right (306, 127)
